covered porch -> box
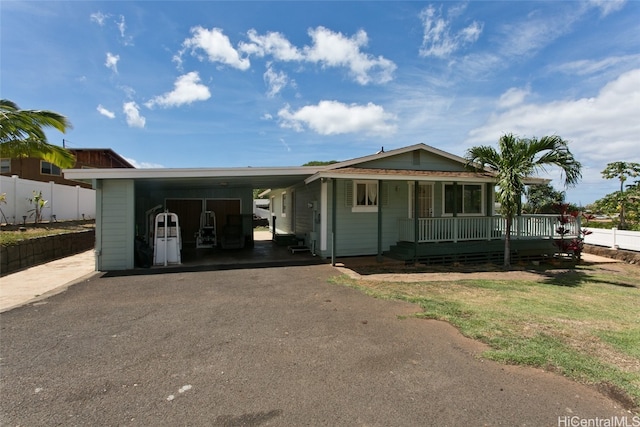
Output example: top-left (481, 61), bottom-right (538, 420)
top-left (397, 215), bottom-right (581, 243)
top-left (388, 215), bottom-right (581, 264)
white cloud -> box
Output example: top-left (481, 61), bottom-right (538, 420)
top-left (96, 104), bottom-right (115, 119)
top-left (180, 26), bottom-right (250, 70)
top-left (240, 29), bottom-right (303, 61)
top-left (145, 72), bottom-right (211, 108)
top-left (497, 87), bottom-right (531, 109)
top-left (105, 52), bottom-right (119, 73)
top-left (124, 157), bottom-right (164, 168)
top-left (552, 55), bottom-right (640, 76)
top-left (587, 0), bottom-right (626, 16)
top-left (117, 15), bottom-right (126, 38)
top-left (90, 11), bottom-right (109, 26)
top-left (278, 100), bottom-right (397, 136)
top-left (419, 5), bottom-right (483, 58)
top-left (303, 27), bottom-right (396, 85)
top-left (123, 101), bottom-right (146, 128)
top-left (280, 138), bottom-right (291, 152)
top-left (466, 68), bottom-right (640, 173)
top-left (264, 64), bottom-right (288, 97)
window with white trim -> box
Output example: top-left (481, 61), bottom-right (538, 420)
top-left (352, 180), bottom-right (378, 212)
top-left (40, 161), bottom-right (61, 176)
top-left (443, 183), bottom-right (484, 215)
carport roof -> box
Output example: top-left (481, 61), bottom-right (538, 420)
top-left (63, 166), bottom-right (329, 190)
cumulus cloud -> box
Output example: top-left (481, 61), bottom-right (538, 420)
top-left (105, 52), bottom-right (119, 73)
top-left (419, 4), bottom-right (483, 58)
top-left (123, 101), bottom-right (146, 128)
top-left (278, 100), bottom-right (397, 136)
top-left (96, 104), bottom-right (115, 119)
top-left (145, 72), bottom-right (211, 108)
top-left (179, 26), bottom-right (395, 85)
top-left (264, 64), bottom-right (288, 97)
top-left (303, 27), bottom-right (396, 85)
top-left (179, 26), bottom-right (250, 70)
top-left (240, 30), bottom-right (303, 61)
top-left (466, 69), bottom-right (640, 166)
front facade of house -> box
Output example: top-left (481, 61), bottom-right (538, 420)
top-left (64, 144), bottom-right (575, 271)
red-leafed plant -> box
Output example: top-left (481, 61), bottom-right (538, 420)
top-left (554, 203), bottom-right (593, 262)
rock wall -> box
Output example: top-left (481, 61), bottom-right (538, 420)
top-left (1, 230), bottom-right (95, 276)
top-left (583, 244), bottom-right (640, 264)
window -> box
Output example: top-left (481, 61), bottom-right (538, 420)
top-left (408, 183), bottom-right (433, 218)
top-left (351, 181), bottom-right (378, 212)
top-left (41, 161), bottom-right (61, 176)
top-left (281, 192), bottom-right (287, 217)
top-left (443, 183), bottom-right (484, 215)
top-left (0, 159), bottom-right (10, 174)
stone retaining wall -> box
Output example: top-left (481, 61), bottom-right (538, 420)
top-left (1, 230), bottom-right (95, 276)
top-left (583, 244), bottom-right (640, 264)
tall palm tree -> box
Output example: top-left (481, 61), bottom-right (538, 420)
top-left (0, 99), bottom-right (75, 170)
top-left (465, 133), bottom-right (582, 267)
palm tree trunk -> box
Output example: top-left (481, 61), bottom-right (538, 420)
top-left (504, 217), bottom-right (512, 268)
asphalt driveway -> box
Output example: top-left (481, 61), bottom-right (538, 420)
top-left (0, 264), bottom-right (630, 426)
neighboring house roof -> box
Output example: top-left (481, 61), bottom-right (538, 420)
top-left (69, 148), bottom-right (136, 169)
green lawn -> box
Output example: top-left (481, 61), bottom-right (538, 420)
top-left (331, 261), bottom-right (640, 410)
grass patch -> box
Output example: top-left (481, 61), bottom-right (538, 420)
top-left (0, 221), bottom-right (94, 246)
top-left (331, 262), bottom-right (640, 410)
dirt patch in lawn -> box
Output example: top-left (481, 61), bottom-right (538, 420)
top-left (336, 252), bottom-right (639, 285)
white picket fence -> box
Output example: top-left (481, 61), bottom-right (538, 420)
top-left (584, 227), bottom-right (640, 252)
top-left (0, 175), bottom-right (95, 224)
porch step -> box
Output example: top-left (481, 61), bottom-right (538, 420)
top-left (386, 239), bottom-right (556, 265)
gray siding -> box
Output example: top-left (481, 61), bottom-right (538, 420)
top-left (326, 179), bottom-right (407, 257)
top-left (98, 179), bottom-right (135, 270)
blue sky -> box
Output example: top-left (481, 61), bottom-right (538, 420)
top-left (2, 1), bottom-right (639, 205)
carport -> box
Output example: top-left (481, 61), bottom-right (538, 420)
top-left (63, 167), bottom-right (325, 271)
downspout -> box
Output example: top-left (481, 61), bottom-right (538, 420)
top-left (413, 180), bottom-right (419, 264)
top-left (331, 178), bottom-right (337, 266)
top-left (377, 179), bottom-right (383, 262)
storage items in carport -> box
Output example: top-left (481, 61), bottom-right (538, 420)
top-left (153, 211), bottom-right (181, 266)
top-left (195, 210), bottom-right (217, 248)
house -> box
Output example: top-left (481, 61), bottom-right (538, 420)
top-left (63, 144), bottom-right (577, 271)
top-left (1, 148), bottom-right (135, 189)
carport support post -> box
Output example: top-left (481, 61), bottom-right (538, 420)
top-left (331, 178), bottom-right (337, 266)
top-left (413, 180), bottom-right (419, 264)
top-left (377, 180), bottom-right (383, 262)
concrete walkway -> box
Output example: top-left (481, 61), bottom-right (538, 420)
top-left (0, 250), bottom-right (96, 313)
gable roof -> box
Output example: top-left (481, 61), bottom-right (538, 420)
top-left (322, 143), bottom-right (468, 170)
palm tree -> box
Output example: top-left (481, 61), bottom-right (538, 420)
top-left (0, 99), bottom-right (75, 171)
top-left (465, 134), bottom-right (582, 267)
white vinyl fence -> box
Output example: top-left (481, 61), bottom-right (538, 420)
top-left (0, 175), bottom-right (95, 224)
top-left (584, 227), bottom-right (640, 252)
